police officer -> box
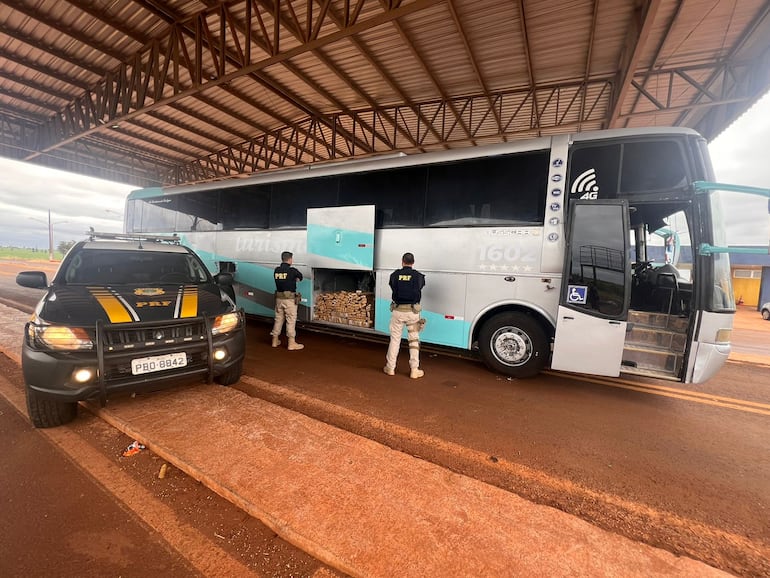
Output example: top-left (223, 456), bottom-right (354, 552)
top-left (384, 252), bottom-right (425, 379)
top-left (271, 251), bottom-right (304, 350)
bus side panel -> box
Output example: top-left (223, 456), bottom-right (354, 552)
top-left (375, 271), bottom-right (469, 348)
top-left (210, 231), bottom-right (312, 318)
top-left (374, 228), bottom-right (544, 277)
top-left (465, 274), bottom-right (560, 341)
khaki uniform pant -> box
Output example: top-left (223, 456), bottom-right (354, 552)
top-left (271, 297), bottom-right (298, 338)
top-left (385, 309), bottom-right (421, 370)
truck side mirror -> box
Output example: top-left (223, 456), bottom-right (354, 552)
top-left (16, 271), bottom-right (48, 289)
top-left (215, 272), bottom-right (233, 285)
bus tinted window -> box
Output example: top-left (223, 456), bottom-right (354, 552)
top-left (425, 152), bottom-right (548, 226)
top-left (567, 203), bottom-right (627, 317)
top-left (221, 185), bottom-right (270, 229)
top-left (271, 177), bottom-right (339, 228)
top-left (620, 141), bottom-right (688, 192)
top-left (175, 191), bottom-right (221, 231)
top-left (568, 144), bottom-right (621, 201)
top-left (569, 139), bottom-right (689, 202)
top-left (339, 167), bottom-right (426, 227)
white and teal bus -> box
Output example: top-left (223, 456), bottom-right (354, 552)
top-left (125, 127), bottom-right (741, 383)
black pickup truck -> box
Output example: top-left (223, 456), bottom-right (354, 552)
top-left (16, 233), bottom-right (245, 428)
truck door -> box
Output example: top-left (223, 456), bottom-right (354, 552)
top-left (306, 205), bottom-right (375, 270)
top-left (551, 200), bottom-right (631, 377)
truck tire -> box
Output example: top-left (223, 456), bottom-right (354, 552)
top-left (478, 312), bottom-right (549, 378)
top-left (214, 360), bottom-right (242, 386)
top-left (25, 387), bottom-right (77, 428)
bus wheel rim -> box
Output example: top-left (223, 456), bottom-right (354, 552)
top-left (491, 326), bottom-right (532, 366)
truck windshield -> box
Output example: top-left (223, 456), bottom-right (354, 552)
top-left (62, 250), bottom-right (211, 285)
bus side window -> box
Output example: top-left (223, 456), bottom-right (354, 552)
top-left (271, 177), bottom-right (339, 228)
top-left (339, 167), bottom-right (426, 228)
top-left (221, 185), bottom-right (269, 229)
top-left (425, 151), bottom-right (548, 226)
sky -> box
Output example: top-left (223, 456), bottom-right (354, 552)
top-left (1, 92), bottom-right (769, 250)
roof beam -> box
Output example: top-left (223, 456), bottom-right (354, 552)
top-left (608, 0), bottom-right (662, 128)
top-left (168, 78), bottom-right (612, 184)
top-left (674, 0), bottom-right (770, 130)
top-left (381, 0), bottom-right (474, 144)
top-left (24, 0), bottom-right (446, 165)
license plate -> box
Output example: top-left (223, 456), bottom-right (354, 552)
top-left (131, 352), bottom-right (187, 375)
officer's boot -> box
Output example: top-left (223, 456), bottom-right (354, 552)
top-left (287, 337), bottom-right (304, 351)
top-left (271, 335), bottom-right (281, 348)
top-left (410, 367), bottom-right (424, 379)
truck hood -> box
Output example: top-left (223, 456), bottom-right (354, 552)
top-left (35, 283), bottom-right (232, 325)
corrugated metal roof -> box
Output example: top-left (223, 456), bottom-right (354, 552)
top-left (0, 0), bottom-right (768, 187)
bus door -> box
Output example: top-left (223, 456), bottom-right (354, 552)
top-left (306, 205), bottom-right (375, 270)
top-left (551, 200), bottom-right (631, 377)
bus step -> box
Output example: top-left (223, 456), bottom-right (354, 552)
top-left (621, 345), bottom-right (683, 374)
top-left (625, 326), bottom-right (687, 353)
top-left (628, 310), bottom-right (689, 332)
top-left (619, 365), bottom-right (680, 381)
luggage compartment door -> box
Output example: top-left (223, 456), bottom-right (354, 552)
top-left (307, 205), bottom-right (375, 270)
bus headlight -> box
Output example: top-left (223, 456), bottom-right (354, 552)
top-left (211, 312), bottom-right (240, 335)
top-left (31, 324), bottom-right (94, 351)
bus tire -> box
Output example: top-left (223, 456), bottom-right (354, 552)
top-left (214, 361), bottom-right (242, 386)
top-left (25, 387), bottom-right (78, 428)
top-left (478, 312), bottom-right (549, 378)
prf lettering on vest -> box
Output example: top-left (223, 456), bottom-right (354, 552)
top-left (399, 274), bottom-right (412, 281)
top-left (275, 272), bottom-right (288, 280)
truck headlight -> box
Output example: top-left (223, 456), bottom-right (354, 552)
top-left (211, 312), bottom-right (240, 335)
top-left (30, 324), bottom-right (94, 350)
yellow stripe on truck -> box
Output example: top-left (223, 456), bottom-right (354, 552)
top-left (180, 285), bottom-right (198, 318)
top-left (89, 288), bottom-right (133, 323)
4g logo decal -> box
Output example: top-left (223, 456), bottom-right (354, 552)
top-left (571, 168), bottom-right (600, 200)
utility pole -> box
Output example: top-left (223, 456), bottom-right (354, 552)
top-left (47, 209), bottom-right (54, 261)
top-left (30, 210), bottom-right (67, 261)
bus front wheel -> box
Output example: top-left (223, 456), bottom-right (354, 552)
top-left (478, 312), bottom-right (549, 378)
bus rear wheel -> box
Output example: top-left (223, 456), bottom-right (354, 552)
top-left (478, 312), bottom-right (549, 378)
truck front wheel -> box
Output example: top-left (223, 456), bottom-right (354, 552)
top-left (26, 387), bottom-right (78, 428)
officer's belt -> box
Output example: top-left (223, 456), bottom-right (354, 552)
top-left (275, 291), bottom-right (296, 299)
top-left (394, 303), bottom-right (419, 312)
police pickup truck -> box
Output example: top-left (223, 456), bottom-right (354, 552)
top-left (15, 232), bottom-right (245, 428)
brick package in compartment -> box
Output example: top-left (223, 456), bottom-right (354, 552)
top-left (314, 291), bottom-right (374, 328)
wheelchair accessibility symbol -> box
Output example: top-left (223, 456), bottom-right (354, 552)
top-left (567, 285), bottom-right (587, 304)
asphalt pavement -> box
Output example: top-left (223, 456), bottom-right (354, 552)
top-left (0, 302), bottom-right (729, 577)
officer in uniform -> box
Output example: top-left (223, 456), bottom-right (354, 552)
top-left (384, 252), bottom-right (426, 379)
top-left (271, 251), bottom-right (304, 350)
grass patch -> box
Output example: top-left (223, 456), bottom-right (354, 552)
top-left (0, 247), bottom-right (62, 261)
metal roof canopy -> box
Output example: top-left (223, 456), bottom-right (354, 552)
top-left (1, 0), bottom-right (769, 188)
